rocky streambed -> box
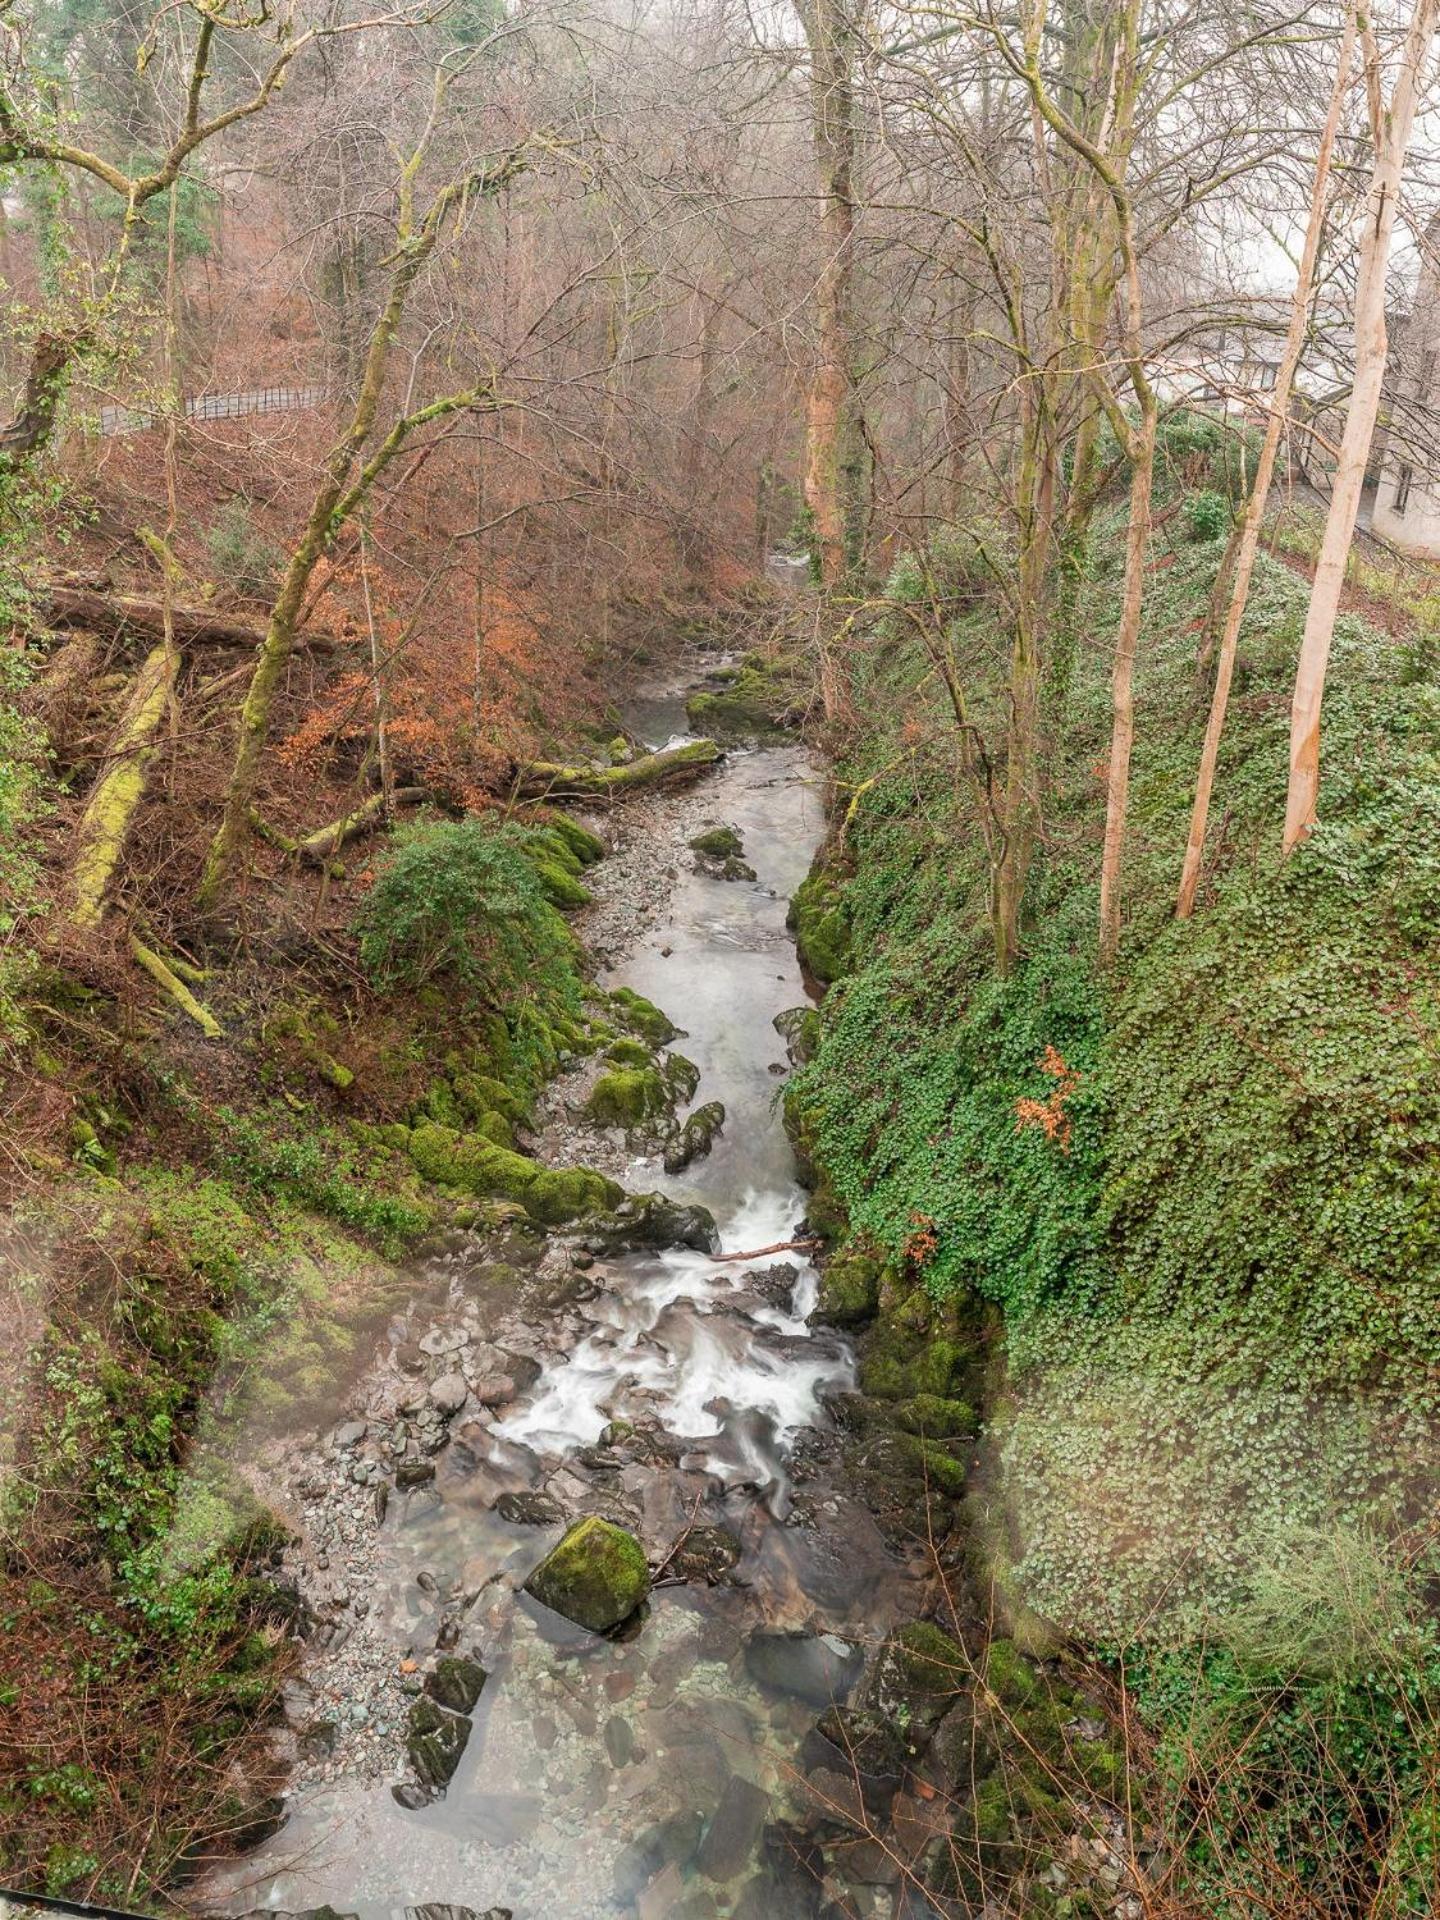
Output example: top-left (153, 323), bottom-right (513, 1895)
top-left (200, 670), bottom-right (1139, 1920)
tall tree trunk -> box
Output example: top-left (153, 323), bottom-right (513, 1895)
top-left (1177, 3), bottom-right (1356, 914)
top-left (1283, 0), bottom-right (1438, 854)
top-left (798, 0), bottom-right (866, 588)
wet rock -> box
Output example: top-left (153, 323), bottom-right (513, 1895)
top-left (867, 1620), bottom-right (968, 1743)
top-left (744, 1629), bottom-right (864, 1707)
top-left (604, 1714), bottom-right (635, 1766)
top-left (472, 1372), bottom-right (518, 1407)
top-left (689, 824), bottom-right (744, 859)
top-left (663, 1101), bottom-right (726, 1174)
top-left (429, 1373), bottom-right (469, 1416)
top-left (804, 1706), bottom-right (908, 1816)
top-left (495, 1488), bottom-right (566, 1526)
top-left (391, 1783), bottom-right (432, 1810)
top-left (405, 1695), bottom-right (471, 1789)
top-left (424, 1655), bottom-right (487, 1714)
top-left (696, 1773), bottom-right (770, 1881)
top-left (744, 1263), bottom-right (800, 1312)
top-left (523, 1514), bottom-right (650, 1631)
top-left (772, 1005), bottom-right (821, 1067)
top-left (667, 1524), bottom-right (742, 1584)
top-left (592, 1193), bottom-right (721, 1255)
top-left (396, 1459), bottom-right (437, 1490)
top-left (237, 1908), bottom-right (357, 1920)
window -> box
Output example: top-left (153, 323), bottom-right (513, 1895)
top-left (1394, 462), bottom-right (1414, 515)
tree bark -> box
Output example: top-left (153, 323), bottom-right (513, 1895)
top-left (0, 332), bottom-right (77, 471)
top-left (797, 0), bottom-right (867, 588)
top-left (515, 739), bottom-right (721, 799)
top-left (1283, 0), bottom-right (1438, 854)
top-left (1177, 2), bottom-right (1356, 915)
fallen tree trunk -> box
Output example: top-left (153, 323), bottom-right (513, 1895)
top-left (515, 738), bottom-right (721, 800)
top-left (39, 583), bottom-right (341, 653)
top-left (69, 643), bottom-right (177, 930)
top-left (296, 786), bottom-right (430, 862)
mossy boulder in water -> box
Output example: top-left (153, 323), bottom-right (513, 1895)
top-left (663, 1100), bottom-right (726, 1173)
top-left (610, 986), bottom-right (679, 1046)
top-left (407, 1122), bottom-right (620, 1224)
top-left (524, 1515), bottom-right (650, 1632)
top-left (773, 1005), bottom-right (821, 1066)
top-left (406, 1695), bottom-right (472, 1789)
top-left (584, 1067), bottom-right (669, 1129)
top-left (689, 824), bottom-right (743, 859)
top-left (685, 652), bottom-right (798, 744)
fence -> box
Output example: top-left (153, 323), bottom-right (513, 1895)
top-left (97, 385), bottom-right (328, 437)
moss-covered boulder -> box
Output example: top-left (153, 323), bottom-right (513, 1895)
top-left (689, 824), bottom-right (743, 858)
top-left (870, 1621), bottom-right (967, 1741)
top-left (893, 1393), bottom-right (975, 1438)
top-left (788, 868), bottom-right (852, 985)
top-left (604, 1036), bottom-right (654, 1070)
top-left (773, 1005), bottom-right (821, 1066)
top-left (539, 811), bottom-right (606, 865)
top-left (663, 1100), bottom-right (726, 1174)
top-left (523, 1515), bottom-right (650, 1632)
top-left (450, 1069), bottom-right (528, 1126)
top-left (584, 1067), bottom-right (669, 1129)
top-left (859, 1323), bottom-right (972, 1402)
top-left (814, 1244), bottom-right (883, 1327)
top-left (663, 1052), bottom-right (701, 1103)
top-left (407, 1122), bottom-right (620, 1224)
top-left (424, 1655), bottom-right (487, 1715)
top-left (684, 653), bottom-right (798, 744)
top-left (609, 986), bottom-right (679, 1046)
top-left (406, 1695), bottom-right (472, 1789)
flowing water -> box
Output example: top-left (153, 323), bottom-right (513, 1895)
top-left (210, 689), bottom-right (917, 1920)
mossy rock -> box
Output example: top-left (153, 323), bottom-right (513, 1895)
top-left (610, 986), bottom-right (678, 1046)
top-left (523, 1515), bottom-right (650, 1632)
top-left (473, 1109), bottom-right (515, 1149)
top-left (897, 1433), bottom-right (968, 1497)
top-left (788, 868), bottom-right (852, 985)
top-left (663, 1053), bottom-right (701, 1103)
top-left (604, 1037), bottom-right (654, 1070)
top-left (407, 1122), bottom-right (620, 1224)
top-left (872, 1621), bottom-right (967, 1736)
top-left (663, 1100), bottom-right (725, 1174)
top-left (406, 1696), bottom-right (471, 1789)
top-left (683, 655), bottom-right (797, 743)
top-left (450, 1070), bottom-right (528, 1126)
top-left (541, 812), bottom-right (605, 865)
top-left (773, 1005), bottom-right (821, 1066)
top-left (529, 856), bottom-right (592, 910)
top-left (689, 824), bottom-right (743, 859)
top-left (584, 1068), bottom-right (669, 1129)
top-left (424, 1655), bottom-right (487, 1715)
top-left (893, 1393), bottom-right (975, 1438)
top-left (814, 1245), bottom-right (883, 1327)
top-left (859, 1326), bottom-right (969, 1402)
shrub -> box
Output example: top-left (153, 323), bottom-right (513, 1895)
top-left (356, 816), bottom-right (573, 1000)
top-left (1184, 487), bottom-right (1230, 542)
top-left (206, 497), bottom-right (281, 599)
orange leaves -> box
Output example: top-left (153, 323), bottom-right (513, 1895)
top-left (903, 1210), bottom-right (939, 1269)
top-left (1014, 1043), bottom-right (1080, 1153)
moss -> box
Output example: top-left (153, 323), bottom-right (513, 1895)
top-left (406, 1122), bottom-right (619, 1222)
top-left (450, 1070), bottom-right (528, 1126)
top-left (788, 868), bottom-right (852, 985)
top-left (860, 1325), bottom-right (968, 1402)
top-left (523, 1514), bottom-right (650, 1631)
top-left (690, 825), bottom-right (743, 858)
top-left (585, 1068), bottom-right (669, 1128)
top-left (898, 1433), bottom-right (968, 1496)
top-left (472, 1110), bottom-right (514, 1149)
top-left (663, 1053), bottom-right (701, 1103)
top-left (541, 812), bottom-right (605, 865)
top-left (529, 856), bottom-right (592, 910)
top-left (604, 1037), bottom-right (654, 1069)
top-left (683, 654), bottom-right (796, 743)
top-left (815, 1244), bottom-right (883, 1326)
top-left (894, 1393), bottom-right (975, 1437)
top-left (610, 986), bottom-right (678, 1046)
top-left (885, 1621), bottom-right (967, 1703)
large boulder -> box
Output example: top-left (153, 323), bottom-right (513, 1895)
top-left (589, 1193), bottom-right (720, 1255)
top-left (744, 1628), bottom-right (864, 1707)
top-left (663, 1100), bottom-right (726, 1173)
top-left (523, 1515), bottom-right (650, 1632)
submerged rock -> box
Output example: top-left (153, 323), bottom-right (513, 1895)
top-left (744, 1628), bottom-right (864, 1707)
top-left (667, 1524), bottom-right (742, 1584)
top-left (523, 1514), bottom-right (651, 1632)
top-left (696, 1773), bottom-right (771, 1880)
top-left (663, 1100), bottom-right (726, 1173)
top-left (495, 1487), bottom-right (566, 1527)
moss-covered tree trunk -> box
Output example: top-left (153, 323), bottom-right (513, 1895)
top-left (68, 641), bottom-right (177, 930)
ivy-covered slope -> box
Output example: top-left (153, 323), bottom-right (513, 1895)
top-left (790, 487), bottom-right (1440, 1911)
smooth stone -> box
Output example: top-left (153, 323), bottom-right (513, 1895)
top-left (697, 1773), bottom-right (770, 1881)
top-left (429, 1373), bottom-right (469, 1416)
top-left (743, 1629), bottom-right (864, 1707)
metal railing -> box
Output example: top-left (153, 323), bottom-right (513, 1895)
top-left (98, 385), bottom-right (328, 437)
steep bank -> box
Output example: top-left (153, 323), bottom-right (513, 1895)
top-left (785, 482), bottom-right (1440, 1912)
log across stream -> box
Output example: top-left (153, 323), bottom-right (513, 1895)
top-left (202, 680), bottom-right (927, 1920)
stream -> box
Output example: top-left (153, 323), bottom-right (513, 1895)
top-left (207, 681), bottom-right (923, 1920)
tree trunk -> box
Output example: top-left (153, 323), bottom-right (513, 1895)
top-left (0, 332), bottom-right (77, 471)
top-left (39, 582), bottom-right (326, 651)
top-left (515, 738), bottom-right (721, 799)
top-left (1283, 0), bottom-right (1438, 854)
top-left (1177, 2), bottom-right (1356, 915)
top-left (68, 642), bottom-right (177, 930)
top-left (798, 0), bottom-right (866, 588)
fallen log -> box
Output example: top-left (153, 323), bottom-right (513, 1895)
top-left (295, 786), bottom-right (431, 863)
top-left (38, 583), bottom-right (341, 653)
top-left (69, 643), bottom-right (177, 931)
top-left (515, 737), bottom-right (721, 800)
top-left (130, 934), bottom-right (221, 1038)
